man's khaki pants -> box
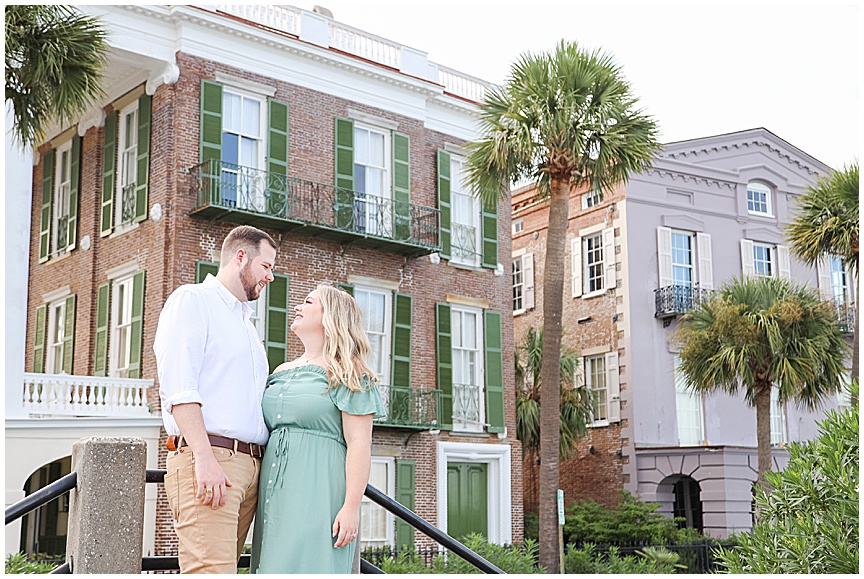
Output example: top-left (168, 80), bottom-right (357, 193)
top-left (164, 447), bottom-right (260, 573)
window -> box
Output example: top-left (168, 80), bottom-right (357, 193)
top-left (829, 256), bottom-right (849, 304)
top-left (582, 189), bottom-right (602, 209)
top-left (512, 259), bottom-right (523, 312)
top-left (116, 100), bottom-right (139, 228)
top-left (110, 277), bottom-right (135, 378)
top-left (583, 234), bottom-right (604, 294)
top-left (838, 371), bottom-right (853, 409)
top-left (53, 140), bottom-right (73, 256)
top-left (247, 285), bottom-right (267, 343)
top-left (584, 354), bottom-right (608, 423)
top-left (674, 355), bottom-right (704, 446)
top-left (671, 232), bottom-right (694, 288)
top-left (354, 287), bottom-right (392, 387)
top-left (770, 386), bottom-right (786, 446)
top-left (450, 156), bottom-right (481, 266)
top-left (353, 124), bottom-right (392, 236)
top-left (221, 88), bottom-right (264, 210)
top-left (360, 457), bottom-right (395, 548)
top-left (512, 218), bottom-right (524, 235)
top-left (753, 243), bottom-right (773, 278)
top-left (45, 301), bottom-right (67, 374)
top-left (746, 182), bottom-right (772, 216)
top-left (451, 307), bottom-right (484, 432)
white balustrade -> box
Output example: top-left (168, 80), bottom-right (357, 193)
top-left (22, 373), bottom-right (154, 417)
top-left (329, 23), bottom-right (401, 69)
top-left (217, 5), bottom-right (301, 36)
top-left (438, 66), bottom-right (489, 102)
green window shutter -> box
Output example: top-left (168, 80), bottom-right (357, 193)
top-left (267, 98), bottom-right (290, 216)
top-left (392, 133), bottom-right (411, 241)
top-left (127, 271), bottom-right (146, 379)
top-left (481, 195), bottom-right (498, 269)
top-left (39, 149), bottom-right (54, 262)
top-left (33, 304), bottom-right (47, 373)
top-left (101, 112), bottom-right (117, 236)
top-left (265, 274), bottom-right (290, 373)
top-left (483, 311), bottom-right (505, 433)
top-left (435, 302), bottom-right (453, 430)
top-left (337, 283), bottom-right (354, 296)
top-left (94, 283), bottom-right (110, 377)
top-left (200, 80), bottom-right (223, 164)
top-left (133, 93), bottom-right (152, 224)
top-left (67, 135), bottom-right (81, 251)
top-left (196, 261), bottom-right (219, 283)
top-left (334, 117), bottom-right (354, 229)
top-left (390, 293), bottom-right (412, 423)
top-left (61, 294), bottom-right (76, 374)
top-left (395, 459), bottom-right (416, 549)
top-left (437, 150), bottom-right (451, 259)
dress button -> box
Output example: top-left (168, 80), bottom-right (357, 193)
top-left (272, 463), bottom-right (276, 467)
top-left (268, 480), bottom-right (272, 484)
top-left (279, 394), bottom-right (283, 397)
top-left (277, 414), bottom-right (281, 419)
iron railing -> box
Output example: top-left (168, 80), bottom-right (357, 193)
top-left (189, 160), bottom-right (440, 251)
top-left (120, 183), bottom-right (136, 224)
top-left (375, 385), bottom-right (440, 429)
top-left (453, 382), bottom-right (484, 427)
top-left (835, 302), bottom-right (856, 334)
top-left (451, 222), bottom-right (480, 263)
top-left (654, 285), bottom-right (716, 318)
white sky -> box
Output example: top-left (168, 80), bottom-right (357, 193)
top-left (309, 1), bottom-right (859, 170)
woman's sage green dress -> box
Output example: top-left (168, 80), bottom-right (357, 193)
top-left (251, 365), bottom-right (385, 574)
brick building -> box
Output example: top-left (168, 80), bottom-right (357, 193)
top-left (512, 128), bottom-right (854, 537)
top-left (6, 5), bottom-right (522, 557)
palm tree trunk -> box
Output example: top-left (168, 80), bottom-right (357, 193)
top-left (753, 382), bottom-right (772, 522)
top-left (538, 175), bottom-right (570, 573)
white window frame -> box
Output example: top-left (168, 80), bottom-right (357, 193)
top-left (109, 276), bottom-right (135, 378)
top-left (584, 354), bottom-right (608, 426)
top-left (838, 370), bottom-right (853, 409)
top-left (512, 258), bottom-right (524, 313)
top-left (752, 242), bottom-right (774, 278)
top-left (829, 256), bottom-right (849, 305)
top-left (511, 218), bottom-right (524, 235)
top-left (360, 457), bottom-right (395, 549)
top-left (115, 99), bottom-right (139, 230)
top-left (746, 182), bottom-right (773, 217)
top-left (671, 230), bottom-right (695, 288)
top-left (583, 233), bottom-right (604, 295)
top-left (221, 86), bottom-right (266, 211)
top-left (451, 305), bottom-right (485, 433)
top-left (582, 188), bottom-right (602, 209)
top-left (52, 139), bottom-right (73, 257)
top-left (674, 355), bottom-right (704, 446)
top-left (353, 122), bottom-right (392, 237)
top-left (450, 155), bottom-right (482, 267)
top-left (247, 285), bottom-right (267, 343)
top-left (354, 285), bottom-right (393, 388)
top-left (770, 386), bottom-right (787, 446)
top-left (45, 299), bottom-right (67, 375)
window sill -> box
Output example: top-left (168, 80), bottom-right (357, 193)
top-left (447, 260), bottom-right (485, 272)
top-left (449, 429), bottom-right (491, 437)
top-left (580, 289), bottom-right (607, 300)
top-left (109, 222), bottom-right (141, 239)
top-left (513, 309), bottom-right (526, 317)
top-left (45, 251), bottom-right (73, 265)
top-left (587, 420), bottom-right (610, 428)
top-left (746, 211), bottom-right (775, 219)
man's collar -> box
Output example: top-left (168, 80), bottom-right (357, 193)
top-left (203, 274), bottom-right (254, 317)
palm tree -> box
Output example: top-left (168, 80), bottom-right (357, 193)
top-left (5, 5), bottom-right (108, 146)
top-left (675, 276), bottom-right (849, 494)
top-left (786, 162), bottom-right (859, 385)
top-left (515, 327), bottom-right (592, 460)
top-left (465, 40), bottom-right (659, 570)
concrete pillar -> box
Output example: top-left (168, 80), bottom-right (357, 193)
top-left (66, 437), bottom-right (146, 574)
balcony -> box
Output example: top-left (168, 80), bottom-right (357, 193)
top-left (655, 285), bottom-right (717, 326)
top-left (22, 373), bottom-right (155, 418)
top-left (189, 160), bottom-right (440, 257)
top-left (374, 385), bottom-right (440, 430)
top-left (835, 302), bottom-right (856, 334)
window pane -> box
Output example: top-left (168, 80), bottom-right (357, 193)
top-left (369, 131), bottom-right (385, 166)
top-left (462, 313), bottom-right (476, 349)
top-left (367, 167), bottom-right (384, 196)
top-left (240, 137), bottom-right (257, 167)
top-left (452, 312), bottom-right (462, 348)
top-left (242, 98), bottom-right (260, 137)
top-left (368, 294), bottom-right (385, 333)
top-left (354, 128), bottom-right (368, 164)
top-left (222, 133), bottom-right (239, 164)
top-left (223, 92), bottom-right (241, 132)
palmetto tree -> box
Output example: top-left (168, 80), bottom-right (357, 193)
top-left (786, 162), bottom-right (859, 385)
top-left (515, 327), bottom-right (592, 460)
top-left (676, 276), bottom-right (849, 493)
top-left (5, 5), bottom-right (108, 147)
top-left (466, 41), bottom-right (659, 570)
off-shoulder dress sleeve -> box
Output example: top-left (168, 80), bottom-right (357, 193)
top-left (329, 376), bottom-right (387, 418)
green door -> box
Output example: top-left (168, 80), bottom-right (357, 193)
top-left (447, 462), bottom-right (488, 541)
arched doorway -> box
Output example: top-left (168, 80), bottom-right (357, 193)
top-left (672, 475), bottom-right (703, 532)
top-left (20, 457), bottom-right (72, 556)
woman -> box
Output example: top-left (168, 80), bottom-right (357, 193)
top-left (251, 284), bottom-right (386, 574)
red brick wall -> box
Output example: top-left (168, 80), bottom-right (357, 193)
top-left (26, 51), bottom-right (522, 554)
top-left (512, 183), bottom-right (628, 512)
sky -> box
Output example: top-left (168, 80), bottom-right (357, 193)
top-left (308, 1), bottom-right (859, 170)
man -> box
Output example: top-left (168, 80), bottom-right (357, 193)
top-left (154, 225), bottom-right (277, 573)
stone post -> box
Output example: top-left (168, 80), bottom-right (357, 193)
top-left (66, 437), bottom-right (147, 574)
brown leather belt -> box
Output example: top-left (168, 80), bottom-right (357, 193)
top-left (167, 434), bottom-right (265, 458)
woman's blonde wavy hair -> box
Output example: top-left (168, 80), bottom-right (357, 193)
top-left (316, 284), bottom-right (379, 392)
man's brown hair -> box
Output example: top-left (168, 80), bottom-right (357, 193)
top-left (220, 225), bottom-right (277, 268)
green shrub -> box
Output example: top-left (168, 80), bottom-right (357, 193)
top-left (379, 534), bottom-right (543, 574)
top-left (379, 550), bottom-right (435, 574)
top-left (563, 544), bottom-right (674, 574)
top-left (716, 384), bottom-right (859, 574)
top-left (4, 553), bottom-right (59, 574)
top-left (523, 511), bottom-right (539, 541)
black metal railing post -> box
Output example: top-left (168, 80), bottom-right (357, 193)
top-left (5, 473), bottom-right (77, 525)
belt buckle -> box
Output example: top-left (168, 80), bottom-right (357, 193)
top-left (251, 443), bottom-right (261, 458)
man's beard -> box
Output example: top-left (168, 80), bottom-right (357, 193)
top-left (240, 261), bottom-right (261, 302)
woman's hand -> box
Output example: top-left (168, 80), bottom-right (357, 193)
top-left (332, 506), bottom-right (360, 548)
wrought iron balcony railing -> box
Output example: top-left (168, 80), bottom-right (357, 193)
top-left (190, 160), bottom-right (440, 256)
top-left (375, 385), bottom-right (440, 430)
top-left (451, 222), bottom-right (480, 265)
top-left (452, 382), bottom-right (483, 427)
top-left (120, 183), bottom-right (137, 225)
top-left (835, 302), bottom-right (856, 334)
top-left (654, 284), bottom-right (717, 319)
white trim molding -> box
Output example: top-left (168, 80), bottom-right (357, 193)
top-left (436, 441), bottom-right (512, 545)
top-left (146, 62), bottom-right (180, 95)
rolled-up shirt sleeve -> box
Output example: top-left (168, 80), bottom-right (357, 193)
top-left (154, 288), bottom-right (208, 414)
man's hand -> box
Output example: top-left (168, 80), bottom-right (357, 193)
top-left (194, 451), bottom-right (232, 509)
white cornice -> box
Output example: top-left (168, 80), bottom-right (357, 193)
top-left (642, 167), bottom-right (737, 191)
top-left (665, 137), bottom-right (828, 177)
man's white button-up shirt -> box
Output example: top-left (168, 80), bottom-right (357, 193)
top-left (155, 274), bottom-right (269, 445)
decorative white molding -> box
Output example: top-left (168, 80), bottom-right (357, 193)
top-left (42, 286), bottom-right (72, 304)
top-left (347, 274), bottom-right (400, 291)
top-left (645, 168), bottom-right (737, 190)
top-left (214, 71), bottom-right (277, 96)
top-left (744, 226), bottom-right (783, 244)
top-left (445, 294), bottom-right (489, 309)
top-left (347, 108), bottom-right (399, 131)
top-left (32, 151), bottom-right (40, 167)
top-left (443, 142), bottom-right (467, 156)
top-left (146, 62), bottom-right (180, 95)
top-left (666, 139), bottom-right (825, 177)
top-left (77, 108), bottom-right (105, 136)
top-left (662, 214), bottom-right (705, 232)
top-left (106, 259), bottom-right (142, 281)
top-left (22, 372), bottom-right (155, 418)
